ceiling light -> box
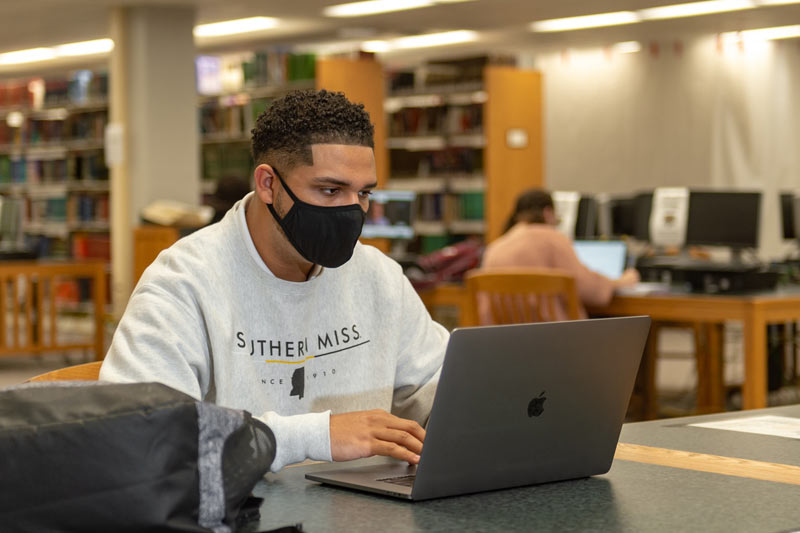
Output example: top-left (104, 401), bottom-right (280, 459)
top-left (0, 48), bottom-right (57, 65)
top-left (724, 24), bottom-right (800, 40)
top-left (361, 40), bottom-right (392, 53)
top-left (530, 12), bottom-right (640, 32)
top-left (638, 0), bottom-right (755, 21)
top-left (614, 41), bottom-right (642, 53)
top-left (54, 39), bottom-right (114, 57)
top-left (391, 30), bottom-right (478, 49)
top-left (193, 16), bottom-right (278, 37)
top-left (325, 0), bottom-right (434, 17)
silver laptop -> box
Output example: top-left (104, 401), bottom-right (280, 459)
top-left (573, 240), bottom-right (628, 279)
top-left (305, 316), bottom-right (651, 501)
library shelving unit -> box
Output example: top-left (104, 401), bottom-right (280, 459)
top-left (196, 51), bottom-right (387, 196)
top-left (197, 50), bottom-right (317, 194)
top-left (385, 57), bottom-right (543, 254)
top-left (0, 72), bottom-right (110, 263)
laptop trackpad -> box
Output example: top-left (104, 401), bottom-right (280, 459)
top-left (306, 461), bottom-right (417, 498)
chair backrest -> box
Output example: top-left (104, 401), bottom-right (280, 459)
top-left (0, 261), bottom-right (106, 360)
top-left (463, 268), bottom-right (581, 326)
top-left (26, 361), bottom-right (103, 382)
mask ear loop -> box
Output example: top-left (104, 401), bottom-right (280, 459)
top-left (270, 167), bottom-right (302, 205)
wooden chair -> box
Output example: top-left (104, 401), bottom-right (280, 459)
top-left (0, 261), bottom-right (106, 361)
top-left (26, 361), bottom-right (103, 382)
top-left (463, 268), bottom-right (581, 327)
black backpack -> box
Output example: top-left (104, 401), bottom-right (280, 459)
top-left (0, 381), bottom-right (277, 532)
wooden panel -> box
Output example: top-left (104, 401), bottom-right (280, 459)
top-left (133, 225), bottom-right (180, 285)
top-left (484, 66), bottom-right (543, 243)
top-left (316, 57), bottom-right (388, 188)
top-left (616, 443), bottom-right (800, 486)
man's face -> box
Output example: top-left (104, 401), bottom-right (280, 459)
top-left (273, 144), bottom-right (377, 216)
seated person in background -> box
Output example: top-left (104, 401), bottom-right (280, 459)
top-left (101, 90), bottom-right (449, 472)
top-left (481, 188), bottom-right (639, 320)
top-left (207, 175), bottom-right (253, 224)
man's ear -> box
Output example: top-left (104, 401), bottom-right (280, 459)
top-left (253, 164), bottom-right (276, 205)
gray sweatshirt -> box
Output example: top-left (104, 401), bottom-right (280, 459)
top-left (100, 193), bottom-right (449, 471)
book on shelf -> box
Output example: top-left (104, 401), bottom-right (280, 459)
top-left (72, 232), bottom-right (111, 261)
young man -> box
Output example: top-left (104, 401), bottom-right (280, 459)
top-left (100, 90), bottom-right (449, 471)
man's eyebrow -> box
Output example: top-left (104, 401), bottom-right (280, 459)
top-left (312, 177), bottom-right (378, 189)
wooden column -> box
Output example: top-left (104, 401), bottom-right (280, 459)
top-left (316, 57), bottom-right (387, 187)
top-left (484, 66), bottom-right (544, 243)
top-left (317, 57), bottom-right (389, 253)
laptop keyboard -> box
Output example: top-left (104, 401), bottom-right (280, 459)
top-left (377, 474), bottom-right (416, 487)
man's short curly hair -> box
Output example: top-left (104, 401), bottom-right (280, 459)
top-left (251, 89), bottom-right (374, 172)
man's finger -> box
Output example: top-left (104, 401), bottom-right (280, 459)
top-left (372, 428), bottom-right (424, 455)
top-left (384, 416), bottom-right (426, 443)
top-left (373, 440), bottom-right (421, 464)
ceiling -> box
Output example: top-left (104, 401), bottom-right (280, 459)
top-left (2, 0), bottom-right (800, 68)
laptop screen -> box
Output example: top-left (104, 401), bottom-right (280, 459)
top-left (573, 240), bottom-right (627, 279)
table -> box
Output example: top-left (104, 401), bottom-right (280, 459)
top-left (418, 283), bottom-right (800, 414)
top-left (249, 405), bottom-right (800, 532)
top-left (588, 287), bottom-right (800, 412)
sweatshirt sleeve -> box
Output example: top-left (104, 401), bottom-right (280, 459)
top-left (100, 284), bottom-right (212, 399)
top-left (390, 275), bottom-right (449, 425)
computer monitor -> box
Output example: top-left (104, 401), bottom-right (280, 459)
top-left (608, 196), bottom-right (636, 237)
top-left (780, 192), bottom-right (795, 240)
top-left (632, 192), bottom-right (653, 242)
top-left (573, 240), bottom-right (628, 279)
top-left (574, 196), bottom-right (598, 239)
top-left (361, 190), bottom-right (416, 239)
top-left (684, 191), bottom-right (761, 250)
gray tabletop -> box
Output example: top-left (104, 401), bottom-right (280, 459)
top-left (248, 406), bottom-right (800, 532)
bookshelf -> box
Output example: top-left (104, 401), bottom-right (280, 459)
top-left (195, 51), bottom-right (389, 200)
top-left (385, 57), bottom-right (543, 254)
top-left (196, 50), bottom-right (317, 195)
top-left (0, 71), bottom-right (110, 262)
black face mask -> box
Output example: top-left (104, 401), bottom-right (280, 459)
top-left (266, 168), bottom-right (366, 268)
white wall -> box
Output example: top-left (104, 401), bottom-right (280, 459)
top-left (532, 36), bottom-right (800, 259)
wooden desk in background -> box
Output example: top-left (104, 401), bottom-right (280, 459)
top-left (589, 288), bottom-right (800, 412)
top-left (417, 283), bottom-right (800, 414)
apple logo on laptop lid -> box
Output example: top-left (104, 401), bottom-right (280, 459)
top-left (528, 391), bottom-right (546, 417)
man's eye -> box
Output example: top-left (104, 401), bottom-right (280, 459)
top-left (321, 188), bottom-right (339, 196)
top-left (359, 190), bottom-right (373, 199)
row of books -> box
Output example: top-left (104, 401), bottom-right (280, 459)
top-left (196, 51), bottom-right (315, 96)
top-left (69, 194), bottom-right (109, 223)
top-left (388, 104), bottom-right (483, 138)
top-left (416, 192), bottom-right (485, 222)
top-left (390, 147), bottom-right (483, 177)
top-left (22, 111), bottom-right (107, 145)
top-left (243, 51), bottom-right (316, 87)
top-left (0, 70), bottom-right (108, 109)
top-left (27, 193), bottom-right (109, 224)
top-left (199, 98), bottom-right (270, 138)
top-left (388, 55), bottom-right (492, 93)
top-left (72, 232), bottom-right (110, 260)
top-left (0, 196), bottom-right (23, 246)
top-left (202, 144), bottom-right (252, 182)
top-left (0, 153), bottom-right (108, 184)
top-left (25, 234), bottom-right (69, 259)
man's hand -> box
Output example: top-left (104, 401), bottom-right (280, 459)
top-left (330, 409), bottom-right (425, 464)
